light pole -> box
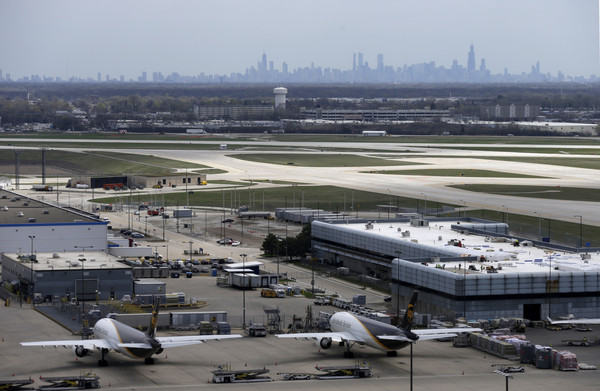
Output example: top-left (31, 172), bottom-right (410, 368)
top-left (574, 215), bottom-right (583, 248)
top-left (153, 245), bottom-right (166, 263)
top-left (28, 235), bottom-right (35, 306)
top-left (79, 257), bottom-right (87, 339)
top-left (144, 216), bottom-right (148, 234)
top-left (459, 199), bottom-right (466, 218)
top-left (240, 253), bottom-right (247, 330)
top-left (74, 245), bottom-right (93, 336)
top-left (188, 241), bottom-right (193, 265)
top-left (548, 252), bottom-right (552, 318)
top-left (395, 250), bottom-right (401, 319)
top-left (493, 369), bottom-right (513, 391)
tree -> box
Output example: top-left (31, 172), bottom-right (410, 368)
top-left (261, 233), bottom-right (280, 257)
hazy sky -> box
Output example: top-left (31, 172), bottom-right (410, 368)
top-left (1, 0), bottom-right (598, 80)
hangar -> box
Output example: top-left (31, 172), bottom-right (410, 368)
top-left (311, 218), bottom-right (600, 321)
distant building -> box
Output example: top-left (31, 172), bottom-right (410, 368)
top-left (301, 109), bottom-right (450, 122)
top-left (193, 105), bottom-right (273, 119)
top-left (362, 130), bottom-right (387, 136)
top-left (480, 104), bottom-right (540, 120)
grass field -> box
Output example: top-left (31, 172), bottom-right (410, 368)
top-left (449, 184), bottom-right (600, 202)
top-left (363, 168), bottom-right (546, 178)
top-left (229, 153), bottom-right (412, 167)
top-left (395, 155), bottom-right (600, 171)
top-left (271, 134), bottom-right (600, 145)
top-left (464, 209), bottom-right (600, 248)
top-left (436, 146), bottom-right (600, 155)
top-left (0, 149), bottom-right (207, 175)
top-left (94, 185), bottom-right (423, 213)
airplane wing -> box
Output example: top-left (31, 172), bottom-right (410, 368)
top-left (376, 334), bottom-right (414, 342)
top-left (21, 339), bottom-right (112, 350)
top-left (548, 317), bottom-right (600, 325)
top-left (154, 334), bottom-right (243, 348)
top-left (412, 327), bottom-right (482, 341)
top-left (275, 332), bottom-right (362, 343)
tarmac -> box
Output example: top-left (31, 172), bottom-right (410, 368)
top-left (2, 270), bottom-right (600, 391)
top-left (2, 156), bottom-right (600, 389)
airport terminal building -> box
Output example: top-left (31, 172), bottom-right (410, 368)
top-left (311, 218), bottom-right (600, 321)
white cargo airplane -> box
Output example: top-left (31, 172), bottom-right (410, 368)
top-left (21, 299), bottom-right (242, 366)
top-left (277, 292), bottom-right (481, 357)
top-left (547, 317), bottom-right (600, 325)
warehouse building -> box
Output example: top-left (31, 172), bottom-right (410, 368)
top-left (0, 189), bottom-right (107, 254)
top-left (1, 251), bottom-right (131, 303)
top-left (68, 173), bottom-right (207, 189)
top-left (0, 188), bottom-right (134, 303)
top-left (311, 218), bottom-right (600, 321)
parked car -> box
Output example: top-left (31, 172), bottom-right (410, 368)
top-left (222, 218), bottom-right (235, 223)
top-left (131, 232), bottom-right (145, 238)
top-left (501, 366), bottom-right (525, 373)
top-left (231, 241), bottom-right (241, 246)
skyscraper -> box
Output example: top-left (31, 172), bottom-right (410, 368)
top-left (467, 45), bottom-right (475, 73)
top-left (377, 53), bottom-right (384, 72)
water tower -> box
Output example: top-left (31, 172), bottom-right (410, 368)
top-left (273, 87), bottom-right (288, 109)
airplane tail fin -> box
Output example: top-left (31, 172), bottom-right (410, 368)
top-left (399, 291), bottom-right (418, 331)
top-left (147, 297), bottom-right (160, 338)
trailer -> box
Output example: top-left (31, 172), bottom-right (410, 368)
top-left (31, 184), bottom-right (53, 191)
top-left (212, 368), bottom-right (270, 383)
top-left (313, 363), bottom-right (372, 379)
top-left (38, 373), bottom-right (100, 390)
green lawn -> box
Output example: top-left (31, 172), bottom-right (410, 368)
top-left (0, 149), bottom-right (208, 176)
top-left (229, 153), bottom-right (412, 167)
top-left (94, 185), bottom-right (423, 212)
top-left (436, 146), bottom-right (600, 155)
top-left (363, 168), bottom-right (546, 178)
top-left (449, 184), bottom-right (600, 202)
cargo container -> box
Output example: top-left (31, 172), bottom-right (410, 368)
top-left (173, 209), bottom-right (192, 218)
top-left (231, 273), bottom-right (261, 288)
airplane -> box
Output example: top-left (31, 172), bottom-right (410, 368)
top-left (276, 291), bottom-right (482, 357)
top-left (21, 299), bottom-right (242, 367)
top-left (547, 317), bottom-right (600, 325)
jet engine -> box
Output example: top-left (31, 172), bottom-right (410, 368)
top-left (318, 337), bottom-right (332, 349)
top-left (155, 348), bottom-right (164, 355)
top-left (73, 346), bottom-right (90, 357)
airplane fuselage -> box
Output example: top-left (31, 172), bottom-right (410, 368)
top-left (329, 312), bottom-right (410, 352)
top-left (93, 318), bottom-right (157, 359)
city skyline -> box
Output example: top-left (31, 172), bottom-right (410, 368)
top-left (1, 0), bottom-right (598, 81)
top-left (0, 46), bottom-right (584, 84)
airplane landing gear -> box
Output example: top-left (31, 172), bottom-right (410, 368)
top-left (98, 349), bottom-right (108, 367)
top-left (343, 341), bottom-right (355, 358)
top-left (144, 357), bottom-right (155, 365)
top-left (387, 351), bottom-right (397, 357)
